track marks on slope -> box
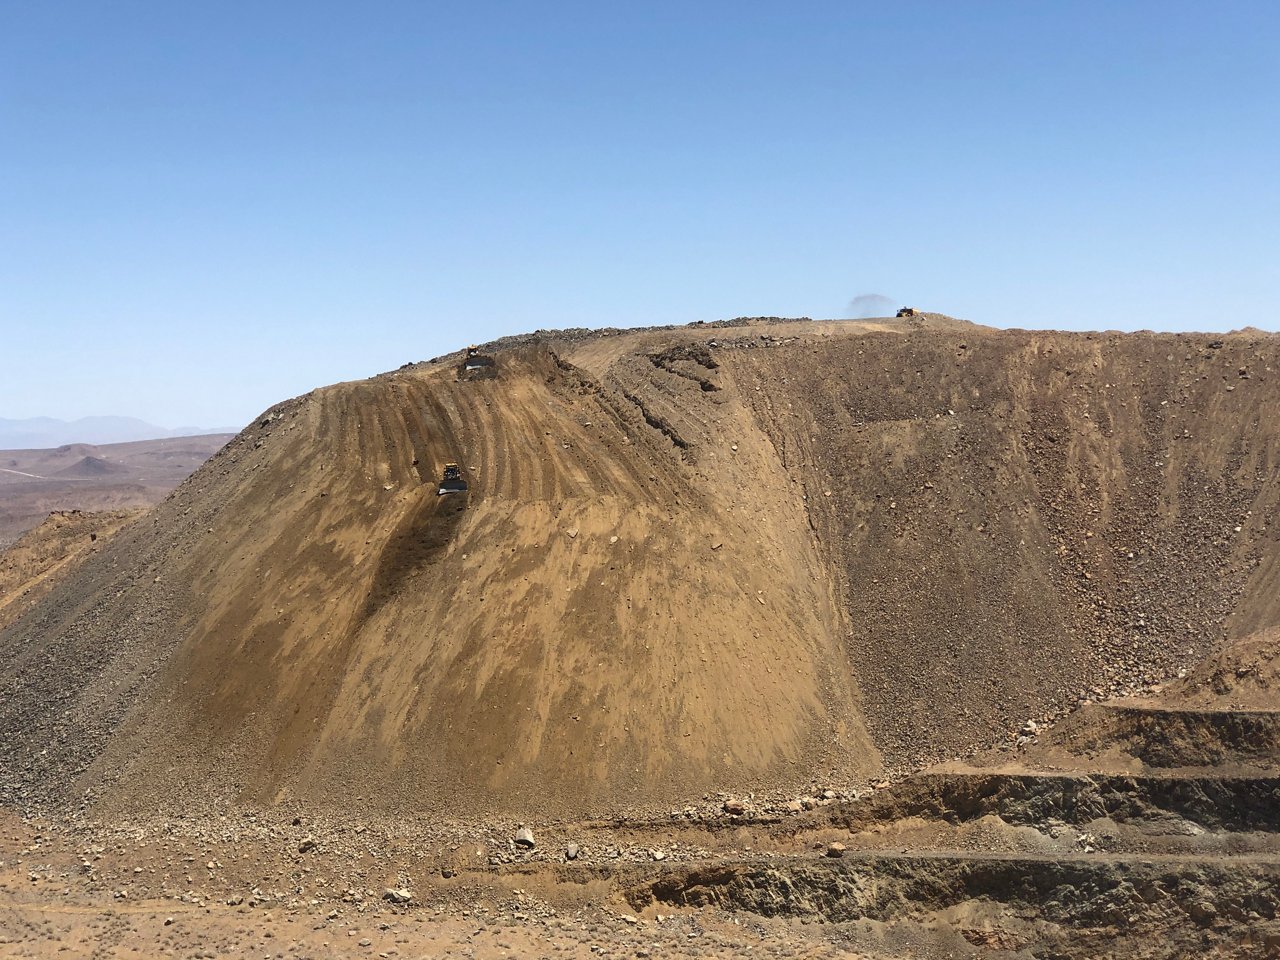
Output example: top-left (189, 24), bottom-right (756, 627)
top-left (402, 349), bottom-right (667, 504)
top-left (355, 348), bottom-right (677, 621)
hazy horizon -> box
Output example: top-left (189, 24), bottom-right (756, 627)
top-left (3, 2), bottom-right (1277, 427)
top-left (0, 414), bottom-right (234, 449)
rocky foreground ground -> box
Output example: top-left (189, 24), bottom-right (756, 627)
top-left (7, 627), bottom-right (1280, 958)
top-left (0, 807), bottom-right (956, 960)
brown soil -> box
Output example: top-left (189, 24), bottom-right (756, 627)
top-left (729, 325), bottom-right (1280, 771)
top-left (0, 509), bottom-right (140, 633)
top-left (0, 809), bottom-right (870, 960)
top-left (1141, 623), bottom-right (1280, 711)
top-left (2, 317), bottom-right (1279, 822)
top-left (2, 315), bottom-right (1280, 958)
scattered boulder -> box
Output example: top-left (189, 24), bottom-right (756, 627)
top-left (565, 843), bottom-right (580, 861)
top-left (1188, 901), bottom-right (1218, 925)
top-left (515, 826), bottom-right (536, 849)
top-left (383, 887), bottom-right (413, 904)
top-left (825, 842), bottom-right (847, 858)
top-left (722, 799), bottom-right (747, 816)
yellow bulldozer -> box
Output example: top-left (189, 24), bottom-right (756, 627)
top-left (438, 462), bottom-right (468, 495)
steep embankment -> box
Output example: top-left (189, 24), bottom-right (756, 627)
top-left (0, 335), bottom-right (872, 819)
top-left (1, 317), bottom-right (1278, 823)
top-left (732, 325), bottom-right (1280, 770)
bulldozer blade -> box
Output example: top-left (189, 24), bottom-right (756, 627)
top-left (437, 479), bottom-right (469, 495)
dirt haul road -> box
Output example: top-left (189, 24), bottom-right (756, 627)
top-left (1, 315), bottom-right (1279, 828)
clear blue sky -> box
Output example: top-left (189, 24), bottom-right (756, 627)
top-left (2, 1), bottom-right (1277, 429)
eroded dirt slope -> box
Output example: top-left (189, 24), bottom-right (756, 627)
top-left (1, 334), bottom-right (874, 820)
top-left (731, 325), bottom-right (1280, 770)
top-left (1, 317), bottom-right (1279, 827)
top-left (0, 509), bottom-right (139, 633)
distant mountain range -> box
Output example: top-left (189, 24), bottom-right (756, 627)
top-left (0, 416), bottom-right (236, 450)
